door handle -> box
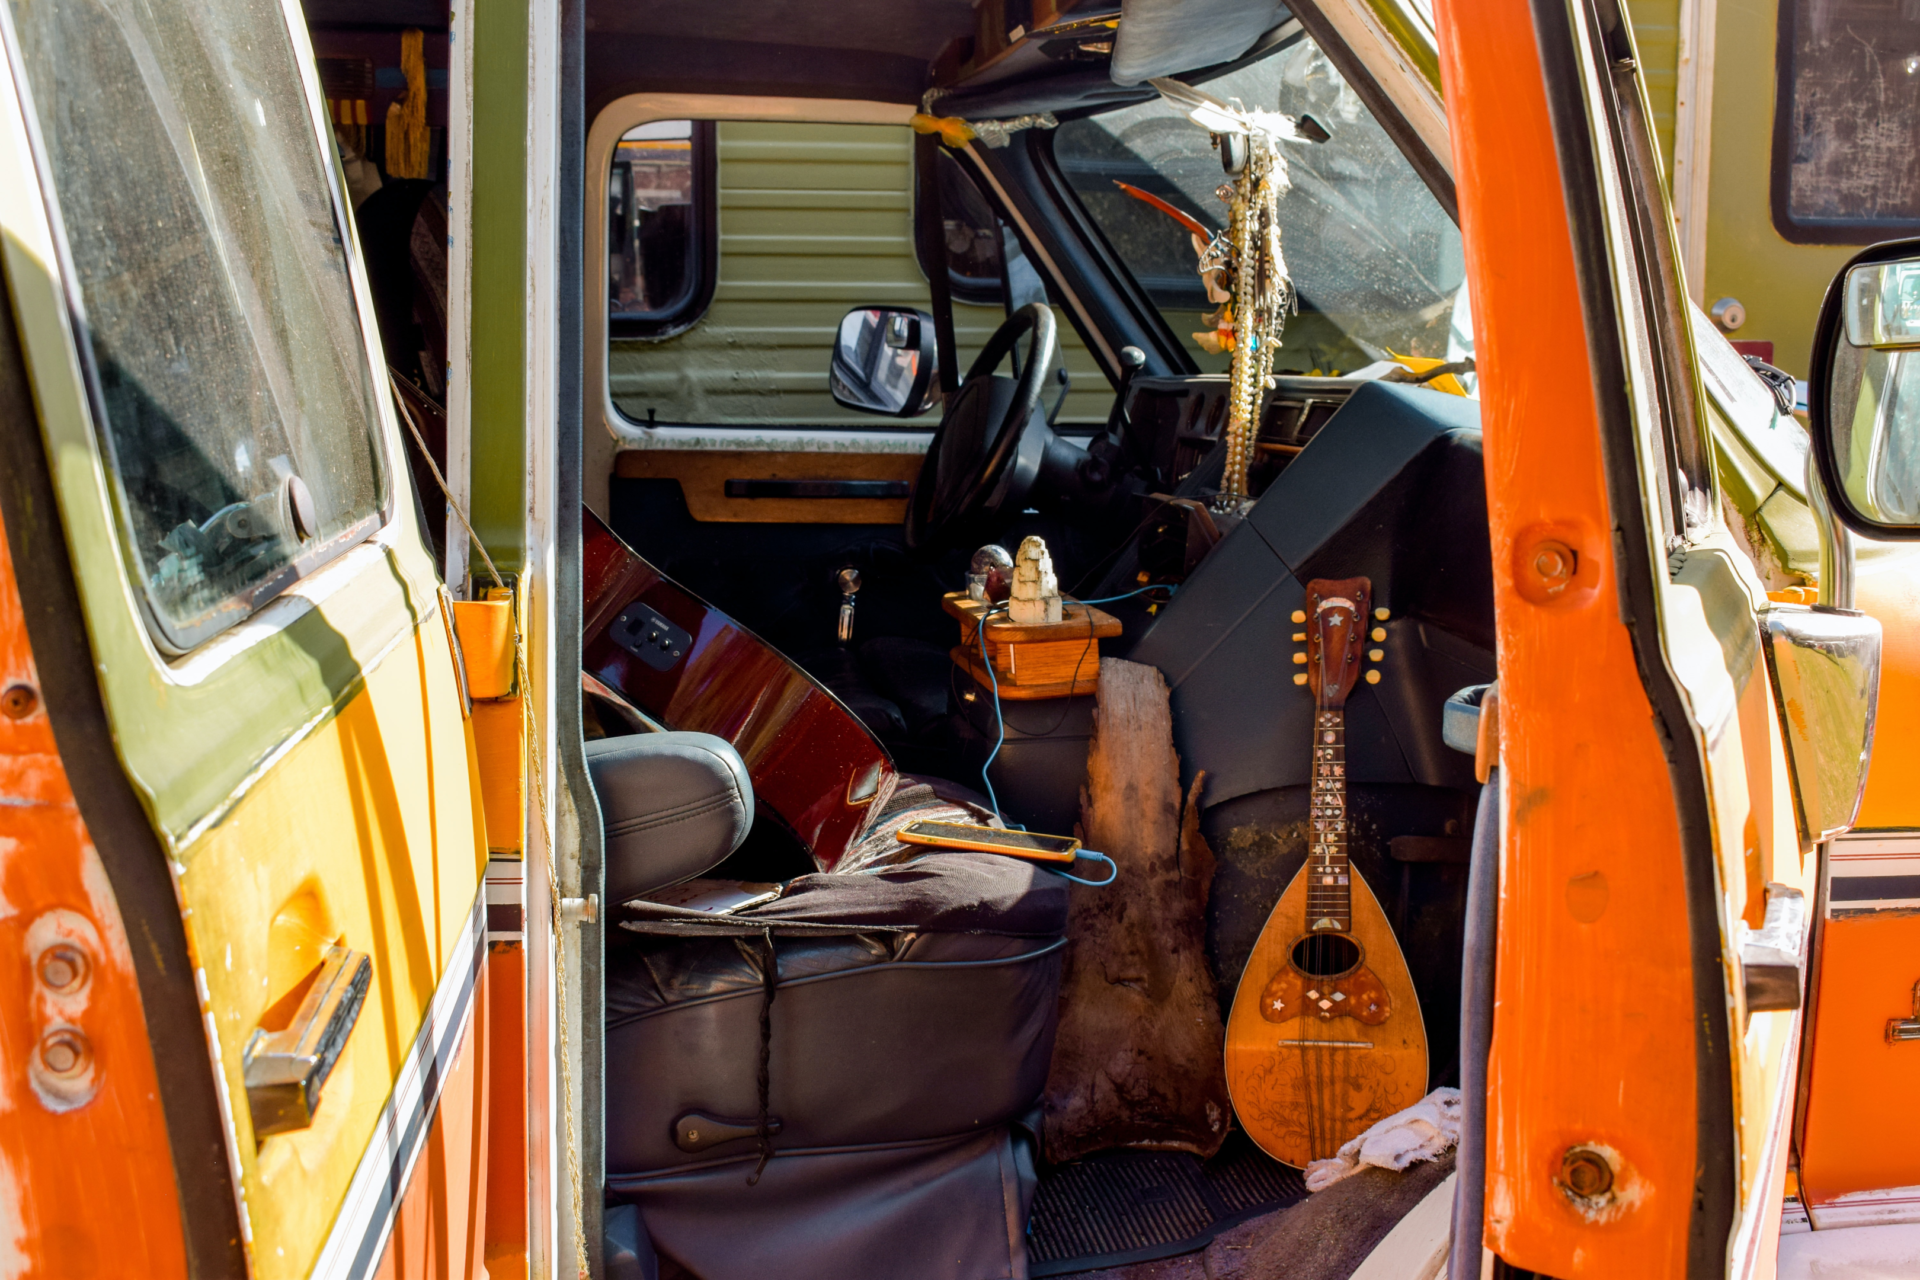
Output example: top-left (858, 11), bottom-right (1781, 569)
top-left (1888, 982), bottom-right (1920, 1043)
top-left (243, 943), bottom-right (371, 1137)
top-left (1740, 883), bottom-right (1808, 1014)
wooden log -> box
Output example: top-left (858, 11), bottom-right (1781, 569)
top-left (1043, 658), bottom-right (1231, 1162)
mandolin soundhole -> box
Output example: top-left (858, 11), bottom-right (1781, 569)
top-left (1289, 933), bottom-right (1361, 978)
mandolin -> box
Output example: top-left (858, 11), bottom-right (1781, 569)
top-left (1224, 577), bottom-right (1428, 1168)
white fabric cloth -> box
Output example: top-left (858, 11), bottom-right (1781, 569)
top-left (1304, 1087), bottom-right (1462, 1193)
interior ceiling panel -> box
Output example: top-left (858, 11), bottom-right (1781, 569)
top-left (586, 0), bottom-right (975, 109)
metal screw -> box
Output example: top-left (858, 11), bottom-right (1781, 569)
top-left (2, 685), bottom-right (38, 720)
top-left (38, 944), bottom-right (89, 993)
top-left (1531, 540), bottom-right (1577, 596)
top-left (1710, 296), bottom-right (1747, 332)
top-left (38, 1029), bottom-right (89, 1077)
top-left (1561, 1147), bottom-right (1614, 1198)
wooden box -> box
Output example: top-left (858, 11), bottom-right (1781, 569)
top-left (943, 591), bottom-right (1121, 699)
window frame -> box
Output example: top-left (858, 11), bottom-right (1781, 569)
top-left (608, 119), bottom-right (719, 341)
top-left (1770, 0), bottom-right (1920, 246)
top-left (2, 0), bottom-right (397, 655)
top-left (912, 145), bottom-right (1011, 309)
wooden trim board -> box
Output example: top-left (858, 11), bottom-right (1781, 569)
top-left (614, 448), bottom-right (919, 523)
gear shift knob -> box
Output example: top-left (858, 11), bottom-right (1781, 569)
top-left (836, 567), bottom-right (862, 644)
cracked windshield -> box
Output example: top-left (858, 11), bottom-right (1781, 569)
top-left (1054, 32), bottom-right (1471, 386)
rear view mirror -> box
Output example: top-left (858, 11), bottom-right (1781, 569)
top-left (830, 307), bottom-right (938, 417)
top-left (1810, 240), bottom-right (1920, 538)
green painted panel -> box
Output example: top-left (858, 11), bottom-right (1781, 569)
top-left (467, 0), bottom-right (529, 568)
top-left (1625, 0), bottom-right (1681, 179)
top-left (609, 120), bottom-right (1111, 429)
top-left (1701, 0), bottom-right (1853, 380)
top-left (2, 155), bottom-right (441, 851)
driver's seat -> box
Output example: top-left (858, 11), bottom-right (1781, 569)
top-left (590, 731), bottom-right (1067, 1280)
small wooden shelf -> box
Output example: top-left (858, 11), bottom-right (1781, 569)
top-left (943, 591), bottom-right (1120, 700)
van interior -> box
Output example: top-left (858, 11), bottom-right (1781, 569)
top-left (304, 0), bottom-right (1501, 1274)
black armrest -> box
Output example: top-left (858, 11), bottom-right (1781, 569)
top-left (586, 732), bottom-right (754, 903)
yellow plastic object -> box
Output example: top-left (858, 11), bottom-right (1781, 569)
top-left (1387, 351), bottom-right (1470, 397)
top-left (451, 596), bottom-right (516, 699)
top-left (909, 113), bottom-right (976, 148)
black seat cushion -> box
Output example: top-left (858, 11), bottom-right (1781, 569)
top-left (607, 852), bottom-right (1067, 1171)
top-left (588, 732), bottom-right (754, 903)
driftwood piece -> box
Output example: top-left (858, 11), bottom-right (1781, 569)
top-left (1043, 658), bottom-right (1230, 1162)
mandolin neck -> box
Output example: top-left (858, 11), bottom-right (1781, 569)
top-left (1307, 706), bottom-right (1351, 932)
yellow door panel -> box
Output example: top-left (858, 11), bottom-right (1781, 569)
top-left (177, 609), bottom-right (485, 1280)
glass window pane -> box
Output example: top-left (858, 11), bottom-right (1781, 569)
top-left (610, 119), bottom-right (712, 333)
top-left (1053, 33), bottom-right (1468, 378)
top-left (1776, 0), bottom-right (1920, 240)
top-left (9, 0), bottom-right (386, 650)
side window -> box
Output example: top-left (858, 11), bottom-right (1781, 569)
top-left (1773, 0), bottom-right (1920, 244)
top-left (916, 149), bottom-right (1007, 306)
top-left (9, 0), bottom-right (387, 652)
top-left (604, 118), bottom-right (1112, 429)
top-left (609, 119), bottom-right (717, 338)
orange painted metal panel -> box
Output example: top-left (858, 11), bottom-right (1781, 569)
top-left (1798, 560), bottom-right (1920, 1210)
top-left (472, 699), bottom-right (526, 855)
top-left (484, 943), bottom-right (529, 1280)
top-left (1436, 1), bottom-right (1701, 1273)
top-left (0, 499), bottom-right (187, 1275)
top-left (372, 962), bottom-right (491, 1280)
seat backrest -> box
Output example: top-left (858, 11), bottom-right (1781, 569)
top-left (587, 731), bottom-right (754, 903)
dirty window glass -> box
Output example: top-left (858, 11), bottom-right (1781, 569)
top-left (1774, 0), bottom-right (1920, 242)
top-left (610, 119), bottom-right (716, 336)
top-left (9, 0), bottom-right (386, 652)
top-left (1053, 32), bottom-right (1469, 378)
top-left (605, 119), bottom-right (1113, 429)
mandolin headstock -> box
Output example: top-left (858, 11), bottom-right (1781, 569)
top-left (1290, 577), bottom-right (1385, 710)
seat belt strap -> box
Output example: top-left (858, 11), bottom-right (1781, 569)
top-left (915, 132), bottom-right (961, 396)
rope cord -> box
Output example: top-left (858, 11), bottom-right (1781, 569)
top-left (748, 928), bottom-right (778, 1186)
top-left (393, 380), bottom-right (592, 1279)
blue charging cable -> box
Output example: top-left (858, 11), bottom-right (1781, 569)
top-left (972, 583), bottom-right (1174, 886)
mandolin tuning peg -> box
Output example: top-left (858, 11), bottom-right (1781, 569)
top-left (1374, 607), bottom-right (1390, 621)
top-left (1293, 673), bottom-right (1308, 686)
top-left (1371, 627), bottom-right (1386, 642)
top-left (1292, 632), bottom-right (1306, 642)
top-left (1292, 652), bottom-right (1307, 665)
top-left (1291, 610), bottom-right (1307, 623)
top-left (1365, 669), bottom-right (1381, 684)
top-left (1368, 648), bottom-right (1383, 662)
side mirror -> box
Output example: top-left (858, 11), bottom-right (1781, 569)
top-left (1810, 239), bottom-right (1920, 539)
top-left (829, 307), bottom-right (938, 418)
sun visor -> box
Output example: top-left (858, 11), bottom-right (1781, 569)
top-left (1109, 0), bottom-right (1290, 86)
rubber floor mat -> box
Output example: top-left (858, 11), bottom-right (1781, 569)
top-left (1027, 1133), bottom-right (1309, 1276)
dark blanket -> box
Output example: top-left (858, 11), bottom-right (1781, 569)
top-left (1043, 658), bottom-right (1231, 1162)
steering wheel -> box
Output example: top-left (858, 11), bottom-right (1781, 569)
top-left (904, 303), bottom-right (1057, 551)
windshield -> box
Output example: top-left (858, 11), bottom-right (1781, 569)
top-left (1053, 33), bottom-right (1469, 380)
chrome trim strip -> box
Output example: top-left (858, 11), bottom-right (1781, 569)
top-left (1826, 832), bottom-right (1920, 915)
top-left (1806, 1184), bottom-right (1920, 1230)
top-left (309, 891), bottom-right (487, 1280)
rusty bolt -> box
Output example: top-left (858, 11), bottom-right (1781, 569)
top-left (37, 1029), bottom-right (89, 1077)
top-left (38, 944), bottom-right (89, 993)
top-left (1560, 1147), bottom-right (1614, 1198)
top-left (1, 685), bottom-right (37, 720)
top-left (1530, 541), bottom-right (1578, 596)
